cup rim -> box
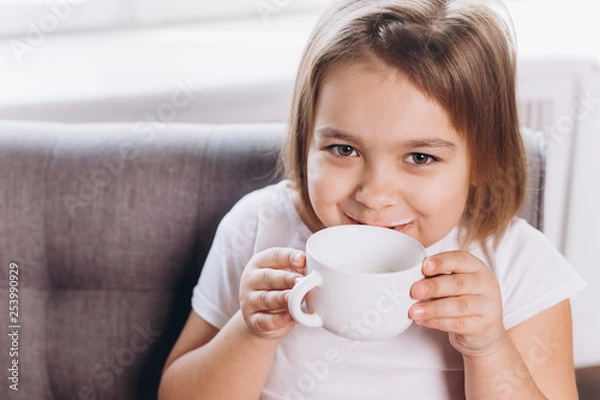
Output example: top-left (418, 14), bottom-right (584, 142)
top-left (306, 224), bottom-right (426, 277)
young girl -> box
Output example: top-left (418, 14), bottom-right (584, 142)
top-left (159, 0), bottom-right (586, 398)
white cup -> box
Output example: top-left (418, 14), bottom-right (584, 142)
top-left (288, 225), bottom-right (426, 341)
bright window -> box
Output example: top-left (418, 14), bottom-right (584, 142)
top-left (0, 0), bottom-right (333, 39)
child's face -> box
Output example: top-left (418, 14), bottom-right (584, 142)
top-left (306, 61), bottom-right (471, 248)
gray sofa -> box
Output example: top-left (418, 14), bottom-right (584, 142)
top-left (0, 121), bottom-right (544, 400)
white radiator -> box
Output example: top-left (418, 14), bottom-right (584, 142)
top-left (517, 57), bottom-right (595, 252)
top-left (518, 58), bottom-right (600, 368)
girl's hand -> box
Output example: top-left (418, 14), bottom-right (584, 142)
top-left (409, 251), bottom-right (507, 358)
top-left (239, 247), bottom-right (306, 341)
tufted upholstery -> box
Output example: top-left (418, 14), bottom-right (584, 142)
top-left (0, 121), bottom-right (544, 399)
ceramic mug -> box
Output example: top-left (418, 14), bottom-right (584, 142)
top-left (288, 225), bottom-right (426, 341)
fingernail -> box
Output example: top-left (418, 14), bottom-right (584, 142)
top-left (292, 252), bottom-right (302, 266)
top-left (412, 282), bottom-right (426, 297)
top-left (423, 258), bottom-right (434, 274)
top-left (412, 304), bottom-right (425, 318)
top-left (294, 276), bottom-right (303, 285)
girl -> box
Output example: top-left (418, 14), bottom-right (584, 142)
top-left (159, 0), bottom-right (586, 398)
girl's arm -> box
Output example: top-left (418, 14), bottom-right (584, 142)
top-left (464, 300), bottom-right (577, 399)
top-left (158, 248), bottom-right (306, 400)
top-left (158, 310), bottom-right (280, 400)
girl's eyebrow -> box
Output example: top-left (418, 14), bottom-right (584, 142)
top-left (314, 126), bottom-right (458, 153)
top-left (401, 138), bottom-right (458, 153)
top-left (314, 127), bottom-right (361, 145)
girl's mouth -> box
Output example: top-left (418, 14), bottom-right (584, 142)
top-left (345, 214), bottom-right (413, 231)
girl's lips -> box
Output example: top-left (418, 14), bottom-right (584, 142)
top-left (344, 213), bottom-right (413, 230)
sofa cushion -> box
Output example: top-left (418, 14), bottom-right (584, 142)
top-left (0, 121), bottom-right (284, 399)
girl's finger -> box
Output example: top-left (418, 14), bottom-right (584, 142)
top-left (247, 311), bottom-right (293, 333)
top-left (247, 290), bottom-right (290, 311)
top-left (421, 251), bottom-right (484, 277)
top-left (411, 315), bottom-right (479, 335)
top-left (410, 272), bottom-right (484, 299)
top-left (247, 269), bottom-right (303, 290)
top-left (409, 295), bottom-right (485, 321)
top-left (250, 247), bottom-right (306, 271)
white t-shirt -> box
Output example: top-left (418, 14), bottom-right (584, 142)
top-left (192, 181), bottom-right (587, 399)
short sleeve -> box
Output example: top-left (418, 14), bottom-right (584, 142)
top-left (191, 198), bottom-right (258, 329)
top-left (494, 219), bottom-right (587, 329)
top-left (189, 181), bottom-right (309, 330)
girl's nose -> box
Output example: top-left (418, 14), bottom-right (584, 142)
top-left (354, 163), bottom-right (400, 210)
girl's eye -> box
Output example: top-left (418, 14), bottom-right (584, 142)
top-left (328, 145), bottom-right (358, 157)
top-left (406, 153), bottom-right (436, 165)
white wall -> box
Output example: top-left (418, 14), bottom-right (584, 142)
top-left (0, 0), bottom-right (333, 38)
top-left (566, 72), bottom-right (600, 368)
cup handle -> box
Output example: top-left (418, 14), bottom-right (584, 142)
top-left (288, 271), bottom-right (324, 328)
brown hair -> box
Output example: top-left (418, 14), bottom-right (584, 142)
top-left (281, 0), bottom-right (527, 246)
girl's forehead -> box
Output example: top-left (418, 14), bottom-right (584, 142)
top-left (315, 60), bottom-right (439, 116)
top-left (316, 65), bottom-right (451, 127)
top-left (313, 59), bottom-right (470, 143)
